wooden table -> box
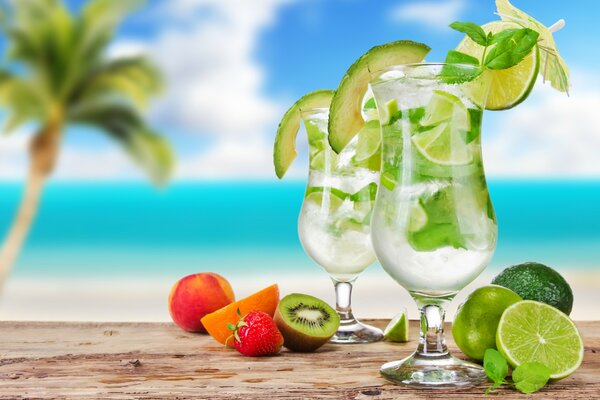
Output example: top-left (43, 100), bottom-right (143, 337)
top-left (0, 320), bottom-right (598, 399)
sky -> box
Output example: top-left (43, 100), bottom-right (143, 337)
top-left (0, 0), bottom-right (599, 181)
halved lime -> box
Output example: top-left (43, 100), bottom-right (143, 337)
top-left (496, 300), bottom-right (584, 379)
top-left (384, 308), bottom-right (409, 342)
top-left (328, 41), bottom-right (430, 153)
top-left (456, 21), bottom-right (539, 110)
top-left (274, 90), bottom-right (334, 178)
top-left (412, 122), bottom-right (472, 166)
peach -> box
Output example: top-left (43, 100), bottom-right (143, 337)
top-left (168, 273), bottom-right (235, 332)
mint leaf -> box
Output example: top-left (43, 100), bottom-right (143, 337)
top-left (512, 362), bottom-right (551, 394)
top-left (449, 21), bottom-right (488, 46)
top-left (489, 28), bottom-right (521, 45)
top-left (440, 50), bottom-right (482, 84)
top-left (484, 28), bottom-right (539, 70)
top-left (483, 348), bottom-right (509, 393)
top-left (445, 50), bottom-right (480, 66)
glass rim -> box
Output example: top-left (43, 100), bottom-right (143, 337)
top-left (368, 62), bottom-right (483, 82)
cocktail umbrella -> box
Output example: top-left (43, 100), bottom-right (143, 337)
top-left (496, 0), bottom-right (570, 94)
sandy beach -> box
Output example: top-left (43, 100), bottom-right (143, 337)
top-left (1, 267), bottom-right (598, 322)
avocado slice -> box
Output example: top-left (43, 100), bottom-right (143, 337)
top-left (328, 40), bottom-right (430, 154)
top-left (273, 90), bottom-right (335, 179)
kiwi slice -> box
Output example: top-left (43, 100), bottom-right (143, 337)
top-left (274, 293), bottom-right (340, 352)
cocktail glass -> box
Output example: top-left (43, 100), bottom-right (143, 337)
top-left (369, 63), bottom-right (497, 386)
top-left (297, 107), bottom-right (383, 344)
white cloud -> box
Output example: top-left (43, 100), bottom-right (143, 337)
top-left (0, 133), bottom-right (143, 181)
top-left (484, 74), bottom-right (600, 177)
top-left (113, 0), bottom-right (286, 138)
top-left (0, 133), bottom-right (29, 180)
top-left (391, 0), bottom-right (465, 29)
top-left (177, 137), bottom-right (275, 179)
top-left (0, 0), bottom-right (291, 182)
top-left (107, 0), bottom-right (291, 180)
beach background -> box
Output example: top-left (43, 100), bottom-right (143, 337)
top-left (1, 0), bottom-right (599, 322)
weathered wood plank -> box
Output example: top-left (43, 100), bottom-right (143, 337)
top-left (0, 320), bottom-right (598, 399)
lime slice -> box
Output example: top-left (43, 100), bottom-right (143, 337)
top-left (408, 201), bottom-right (427, 232)
top-left (328, 40), bottom-right (430, 153)
top-left (361, 96), bottom-right (379, 122)
top-left (496, 0), bottom-right (570, 93)
top-left (496, 300), bottom-right (584, 379)
top-left (379, 99), bottom-right (399, 126)
top-left (274, 90), bottom-right (334, 178)
top-left (353, 120), bottom-right (381, 162)
top-left (421, 90), bottom-right (469, 130)
top-left (384, 308), bottom-right (409, 342)
top-left (309, 150), bottom-right (326, 171)
top-left (380, 171), bottom-right (397, 191)
top-left (412, 122), bottom-right (472, 166)
top-left (456, 21), bottom-right (539, 110)
top-left (305, 188), bottom-right (346, 213)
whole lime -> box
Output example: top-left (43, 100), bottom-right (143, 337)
top-left (491, 262), bottom-right (573, 315)
top-left (452, 285), bottom-right (522, 361)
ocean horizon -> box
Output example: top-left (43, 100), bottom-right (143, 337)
top-left (0, 179), bottom-right (598, 280)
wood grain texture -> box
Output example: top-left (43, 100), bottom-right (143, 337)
top-left (0, 320), bottom-right (598, 399)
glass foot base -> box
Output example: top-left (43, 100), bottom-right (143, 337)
top-left (380, 352), bottom-right (486, 388)
top-left (330, 321), bottom-right (383, 344)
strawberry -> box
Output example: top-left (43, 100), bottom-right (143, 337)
top-left (227, 310), bottom-right (283, 357)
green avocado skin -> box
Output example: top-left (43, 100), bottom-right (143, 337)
top-left (492, 262), bottom-right (574, 315)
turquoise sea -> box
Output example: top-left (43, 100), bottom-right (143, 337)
top-left (0, 180), bottom-right (599, 279)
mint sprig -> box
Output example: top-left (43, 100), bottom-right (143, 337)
top-left (446, 21), bottom-right (539, 70)
top-left (482, 348), bottom-right (551, 395)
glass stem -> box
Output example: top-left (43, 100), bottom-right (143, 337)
top-left (416, 303), bottom-right (448, 357)
top-left (333, 279), bottom-right (356, 324)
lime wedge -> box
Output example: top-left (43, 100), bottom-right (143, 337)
top-left (456, 21), bottom-right (539, 110)
top-left (384, 308), bottom-right (409, 342)
top-left (412, 122), bottom-right (472, 166)
top-left (274, 90), bottom-right (334, 178)
top-left (496, 300), bottom-right (584, 379)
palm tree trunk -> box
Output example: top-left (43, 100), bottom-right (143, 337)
top-left (0, 121), bottom-right (62, 289)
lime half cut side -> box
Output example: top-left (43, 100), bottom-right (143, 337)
top-left (456, 21), bottom-right (539, 110)
top-left (496, 300), bottom-right (584, 379)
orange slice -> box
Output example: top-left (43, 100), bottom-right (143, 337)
top-left (201, 284), bottom-right (279, 346)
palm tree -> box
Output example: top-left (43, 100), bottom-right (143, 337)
top-left (0, 0), bottom-right (174, 287)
